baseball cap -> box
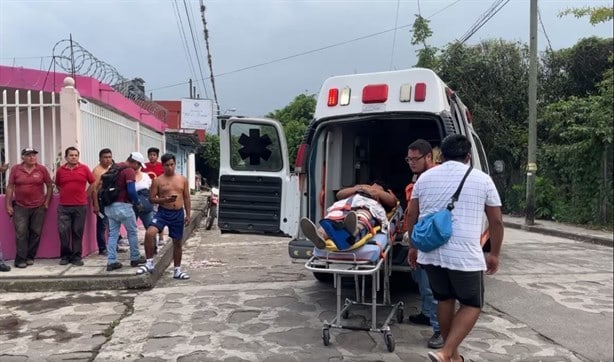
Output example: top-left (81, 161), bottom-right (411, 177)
top-left (129, 152), bottom-right (147, 169)
top-left (21, 148), bottom-right (39, 156)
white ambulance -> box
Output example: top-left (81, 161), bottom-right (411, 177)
top-left (217, 68), bottom-right (490, 275)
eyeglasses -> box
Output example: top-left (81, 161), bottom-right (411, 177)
top-left (405, 155), bottom-right (425, 163)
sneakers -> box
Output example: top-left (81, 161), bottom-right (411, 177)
top-left (59, 258), bottom-right (70, 265)
top-left (427, 332), bottom-right (444, 349)
top-left (14, 261), bottom-right (27, 268)
top-left (130, 256), bottom-right (147, 267)
top-left (98, 249), bottom-right (108, 256)
top-left (0, 263), bottom-right (10, 272)
top-left (71, 258), bottom-right (84, 266)
top-left (408, 312), bottom-right (431, 326)
top-left (26, 259), bottom-right (34, 266)
top-left (300, 218), bottom-right (326, 249)
top-left (344, 211), bottom-right (358, 236)
top-left (106, 262), bottom-right (123, 271)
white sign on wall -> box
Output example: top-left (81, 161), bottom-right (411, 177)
top-left (181, 99), bottom-right (213, 130)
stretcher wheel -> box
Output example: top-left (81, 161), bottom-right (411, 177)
top-left (396, 307), bottom-right (404, 323)
top-left (342, 309), bottom-right (349, 319)
top-left (322, 328), bottom-right (330, 346)
top-left (384, 332), bottom-right (395, 352)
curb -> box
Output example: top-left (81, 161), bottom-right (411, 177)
top-left (0, 196), bottom-right (208, 292)
top-left (504, 221), bottom-right (613, 247)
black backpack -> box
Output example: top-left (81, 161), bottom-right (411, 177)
top-left (98, 164), bottom-right (129, 208)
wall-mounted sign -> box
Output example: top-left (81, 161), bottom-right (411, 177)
top-left (181, 98), bottom-right (213, 130)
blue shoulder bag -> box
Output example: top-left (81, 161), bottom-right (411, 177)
top-left (411, 166), bottom-right (472, 252)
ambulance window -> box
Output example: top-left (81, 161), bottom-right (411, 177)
top-left (471, 133), bottom-right (489, 174)
top-left (229, 122), bottom-right (283, 172)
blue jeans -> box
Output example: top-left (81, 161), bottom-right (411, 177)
top-left (105, 202), bottom-right (140, 264)
top-left (412, 267), bottom-right (440, 333)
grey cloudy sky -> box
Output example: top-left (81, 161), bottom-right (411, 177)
top-left (1, 0), bottom-right (612, 118)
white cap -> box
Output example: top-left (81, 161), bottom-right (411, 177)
top-left (129, 152), bottom-right (147, 169)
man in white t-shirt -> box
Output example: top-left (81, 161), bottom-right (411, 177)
top-left (406, 134), bottom-right (504, 362)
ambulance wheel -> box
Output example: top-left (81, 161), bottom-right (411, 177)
top-left (322, 328), bottom-right (331, 346)
top-left (342, 309), bottom-right (349, 319)
top-left (396, 307), bottom-right (404, 324)
top-left (384, 332), bottom-right (395, 352)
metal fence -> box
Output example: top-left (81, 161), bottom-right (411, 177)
top-left (1, 89), bottom-right (164, 194)
top-left (0, 89), bottom-right (60, 193)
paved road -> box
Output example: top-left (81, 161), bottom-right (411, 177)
top-left (1, 221), bottom-right (612, 361)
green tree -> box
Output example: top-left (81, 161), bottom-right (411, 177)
top-left (197, 133), bottom-right (220, 184)
top-left (411, 14), bottom-right (439, 69)
top-left (559, 6), bottom-right (614, 25)
top-left (266, 93), bottom-right (316, 164)
top-left (437, 39), bottom-right (530, 207)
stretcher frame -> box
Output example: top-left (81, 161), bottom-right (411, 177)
top-left (305, 238), bottom-right (404, 352)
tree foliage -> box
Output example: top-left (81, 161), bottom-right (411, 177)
top-left (266, 93), bottom-right (316, 164)
top-left (411, 14), bottom-right (439, 69)
top-left (559, 6), bottom-right (614, 25)
top-left (197, 133), bottom-right (220, 185)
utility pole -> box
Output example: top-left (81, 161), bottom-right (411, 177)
top-left (189, 79), bottom-right (193, 99)
top-left (526, 0), bottom-right (538, 226)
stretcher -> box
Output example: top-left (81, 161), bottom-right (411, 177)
top-left (304, 207), bottom-right (404, 352)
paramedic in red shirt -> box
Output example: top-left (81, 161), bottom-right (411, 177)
top-left (5, 147), bottom-right (53, 268)
top-left (55, 147), bottom-right (95, 266)
top-left (145, 147), bottom-right (164, 180)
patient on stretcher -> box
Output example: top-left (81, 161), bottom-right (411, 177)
top-left (300, 182), bottom-right (398, 251)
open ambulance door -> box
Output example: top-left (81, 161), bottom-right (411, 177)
top-left (218, 117), bottom-right (300, 236)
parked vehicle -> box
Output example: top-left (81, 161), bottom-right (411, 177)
top-left (217, 68), bottom-right (490, 279)
top-left (204, 187), bottom-right (218, 230)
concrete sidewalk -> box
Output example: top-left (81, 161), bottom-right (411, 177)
top-left (503, 214), bottom-right (612, 247)
top-left (0, 193), bottom-right (208, 292)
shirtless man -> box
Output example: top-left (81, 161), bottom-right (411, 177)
top-left (136, 153), bottom-right (191, 279)
top-left (91, 148), bottom-right (113, 255)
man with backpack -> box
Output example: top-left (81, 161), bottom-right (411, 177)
top-left (94, 152), bottom-right (148, 271)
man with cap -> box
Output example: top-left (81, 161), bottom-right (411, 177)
top-left (4, 147), bottom-right (53, 268)
top-left (95, 152), bottom-right (147, 271)
top-left (55, 146), bottom-right (95, 266)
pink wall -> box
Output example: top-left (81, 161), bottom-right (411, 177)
top-left (0, 196), bottom-right (97, 261)
top-left (0, 65), bottom-right (166, 133)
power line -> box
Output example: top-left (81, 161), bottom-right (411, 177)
top-left (389, 0), bottom-right (401, 70)
top-left (459, 0), bottom-right (511, 44)
top-left (538, 6), bottom-right (553, 52)
top-left (172, 0), bottom-right (200, 96)
top-left (150, 1), bottom-right (464, 92)
top-left (183, 0), bottom-right (208, 98)
top-left (186, 0), bottom-right (210, 98)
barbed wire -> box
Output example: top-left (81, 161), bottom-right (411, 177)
top-left (51, 39), bottom-right (167, 122)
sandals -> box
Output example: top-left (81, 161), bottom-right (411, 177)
top-left (300, 218), bottom-right (326, 249)
top-left (136, 265), bottom-right (153, 275)
top-left (173, 271), bottom-right (190, 280)
top-left (427, 351), bottom-right (465, 362)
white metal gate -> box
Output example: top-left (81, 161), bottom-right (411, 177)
top-left (0, 89), bottom-right (60, 192)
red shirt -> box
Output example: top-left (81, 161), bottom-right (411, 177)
top-left (115, 163), bottom-right (136, 203)
top-left (55, 162), bottom-right (95, 205)
top-left (144, 161), bottom-right (164, 180)
top-left (9, 163), bottom-right (52, 208)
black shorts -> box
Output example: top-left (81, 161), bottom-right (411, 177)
top-left (422, 264), bottom-right (484, 308)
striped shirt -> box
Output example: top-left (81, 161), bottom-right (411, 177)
top-left (412, 161), bottom-right (501, 271)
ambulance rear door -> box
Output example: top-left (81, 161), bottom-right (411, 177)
top-left (218, 117), bottom-right (300, 236)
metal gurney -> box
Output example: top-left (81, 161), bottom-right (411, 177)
top-left (304, 209), bottom-right (404, 352)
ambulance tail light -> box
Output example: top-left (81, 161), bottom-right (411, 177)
top-left (294, 143), bottom-right (308, 173)
top-left (362, 84), bottom-right (388, 103)
top-left (414, 82), bottom-right (426, 102)
top-left (327, 88), bottom-right (339, 106)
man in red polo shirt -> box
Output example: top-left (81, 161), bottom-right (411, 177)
top-left (55, 147), bottom-right (95, 266)
top-left (5, 147), bottom-right (53, 268)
